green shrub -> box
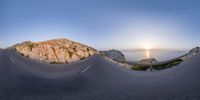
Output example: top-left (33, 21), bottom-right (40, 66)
top-left (80, 57), bottom-right (86, 60)
top-left (68, 51), bottom-right (73, 58)
top-left (152, 59), bottom-right (183, 70)
top-left (131, 59), bottom-right (183, 71)
top-left (73, 47), bottom-right (77, 52)
top-left (87, 48), bottom-right (90, 52)
top-left (50, 61), bottom-right (63, 64)
top-left (28, 44), bottom-right (34, 51)
top-left (131, 65), bottom-right (150, 70)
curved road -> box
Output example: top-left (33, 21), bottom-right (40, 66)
top-left (0, 49), bottom-right (200, 100)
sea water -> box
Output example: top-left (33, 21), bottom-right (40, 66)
top-left (122, 49), bottom-right (187, 61)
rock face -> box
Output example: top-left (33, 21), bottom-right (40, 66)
top-left (189, 47), bottom-right (200, 55)
top-left (139, 58), bottom-right (158, 64)
top-left (100, 50), bottom-right (126, 62)
top-left (181, 47), bottom-right (200, 60)
top-left (15, 38), bottom-right (97, 64)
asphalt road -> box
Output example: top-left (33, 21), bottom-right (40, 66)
top-left (0, 49), bottom-right (200, 100)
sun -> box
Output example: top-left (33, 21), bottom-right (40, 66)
top-left (139, 38), bottom-right (156, 50)
top-left (144, 43), bottom-right (152, 50)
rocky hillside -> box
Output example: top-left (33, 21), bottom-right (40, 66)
top-left (15, 38), bottom-right (97, 64)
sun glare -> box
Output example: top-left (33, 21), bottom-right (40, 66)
top-left (144, 43), bottom-right (151, 50)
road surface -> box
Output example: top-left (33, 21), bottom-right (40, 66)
top-left (0, 49), bottom-right (200, 100)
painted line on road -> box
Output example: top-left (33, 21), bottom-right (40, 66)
top-left (81, 64), bottom-right (92, 73)
top-left (10, 57), bottom-right (16, 64)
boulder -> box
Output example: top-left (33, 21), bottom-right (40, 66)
top-left (15, 38), bottom-right (97, 64)
top-left (100, 50), bottom-right (126, 62)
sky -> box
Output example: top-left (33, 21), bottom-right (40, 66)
top-left (1, 0), bottom-right (200, 50)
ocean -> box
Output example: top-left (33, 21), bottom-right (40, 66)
top-left (122, 49), bottom-right (187, 61)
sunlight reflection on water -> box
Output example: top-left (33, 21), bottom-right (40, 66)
top-left (146, 50), bottom-right (150, 59)
top-left (122, 49), bottom-right (187, 61)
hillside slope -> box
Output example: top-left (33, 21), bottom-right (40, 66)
top-left (15, 38), bottom-right (97, 64)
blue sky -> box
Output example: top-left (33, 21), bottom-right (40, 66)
top-left (1, 0), bottom-right (200, 50)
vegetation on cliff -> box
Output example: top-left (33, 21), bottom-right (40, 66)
top-left (15, 38), bottom-right (97, 64)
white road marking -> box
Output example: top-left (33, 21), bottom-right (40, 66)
top-left (10, 57), bottom-right (16, 64)
top-left (81, 64), bottom-right (92, 73)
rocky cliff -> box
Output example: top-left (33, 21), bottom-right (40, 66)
top-left (100, 50), bottom-right (126, 62)
top-left (15, 38), bottom-right (97, 64)
top-left (181, 47), bottom-right (200, 60)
